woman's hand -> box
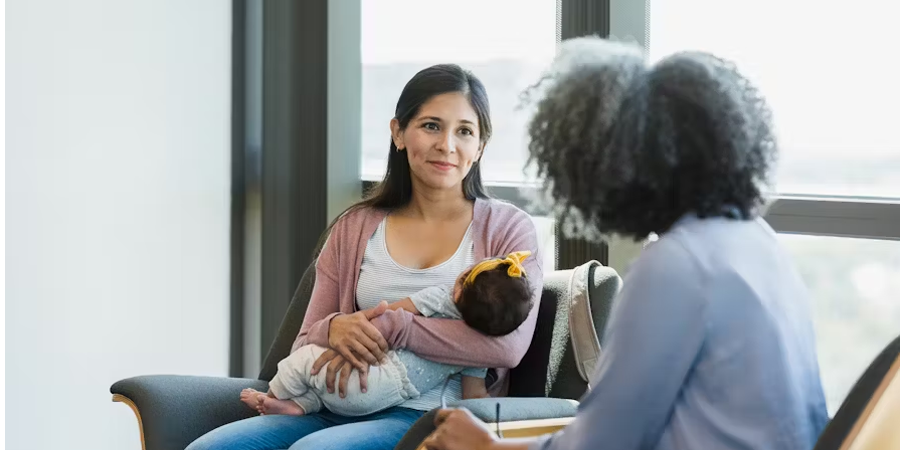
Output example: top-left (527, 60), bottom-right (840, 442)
top-left (423, 408), bottom-right (497, 450)
top-left (325, 300), bottom-right (390, 369)
top-left (311, 301), bottom-right (389, 396)
top-left (310, 350), bottom-right (360, 398)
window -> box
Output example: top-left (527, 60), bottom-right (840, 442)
top-left (648, 0), bottom-right (900, 197)
top-left (645, 0), bottom-right (900, 415)
top-left (532, 216), bottom-right (558, 272)
top-left (779, 234), bottom-right (900, 414)
top-left (361, 0), bottom-right (559, 183)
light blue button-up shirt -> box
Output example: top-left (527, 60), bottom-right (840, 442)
top-left (533, 215), bottom-right (828, 450)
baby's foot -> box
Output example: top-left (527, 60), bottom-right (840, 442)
top-left (257, 394), bottom-right (305, 416)
top-left (240, 388), bottom-right (264, 412)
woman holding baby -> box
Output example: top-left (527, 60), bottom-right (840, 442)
top-left (187, 64), bottom-right (544, 450)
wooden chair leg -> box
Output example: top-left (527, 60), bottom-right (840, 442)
top-left (112, 394), bottom-right (147, 450)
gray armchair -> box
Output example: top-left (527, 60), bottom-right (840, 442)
top-left (394, 262), bottom-right (621, 449)
top-left (111, 262), bottom-right (621, 450)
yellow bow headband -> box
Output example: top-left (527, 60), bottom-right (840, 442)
top-left (464, 250), bottom-right (532, 286)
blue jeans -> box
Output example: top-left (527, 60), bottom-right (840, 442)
top-left (185, 407), bottom-right (425, 450)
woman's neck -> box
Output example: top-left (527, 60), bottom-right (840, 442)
top-left (403, 183), bottom-right (473, 222)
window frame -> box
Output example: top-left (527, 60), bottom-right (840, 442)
top-left (606, 0), bottom-right (900, 275)
top-left (359, 0), bottom-right (900, 272)
top-left (234, 0), bottom-right (900, 378)
top-left (360, 0), bottom-right (613, 272)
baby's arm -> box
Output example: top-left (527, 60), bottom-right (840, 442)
top-left (406, 284), bottom-right (460, 318)
top-left (387, 298), bottom-right (421, 315)
top-left (461, 375), bottom-right (490, 399)
top-left (387, 282), bottom-right (458, 316)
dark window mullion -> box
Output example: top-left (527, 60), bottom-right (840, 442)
top-left (555, 0), bottom-right (611, 269)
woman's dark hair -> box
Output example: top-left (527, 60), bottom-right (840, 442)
top-left (314, 64), bottom-right (493, 258)
top-left (525, 38), bottom-right (777, 240)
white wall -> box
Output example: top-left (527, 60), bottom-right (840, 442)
top-left (6, 1), bottom-right (232, 449)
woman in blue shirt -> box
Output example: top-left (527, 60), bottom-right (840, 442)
top-left (424, 37), bottom-right (829, 450)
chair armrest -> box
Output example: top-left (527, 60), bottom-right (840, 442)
top-left (451, 397), bottom-right (579, 422)
top-left (110, 375), bottom-right (268, 450)
top-left (394, 398), bottom-right (579, 450)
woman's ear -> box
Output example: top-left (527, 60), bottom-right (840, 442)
top-left (476, 142), bottom-right (486, 163)
top-left (390, 118), bottom-right (405, 150)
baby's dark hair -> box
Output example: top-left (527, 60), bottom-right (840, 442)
top-left (525, 37), bottom-right (777, 240)
top-left (456, 267), bottom-right (532, 336)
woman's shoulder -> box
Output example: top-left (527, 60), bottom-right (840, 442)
top-left (326, 205), bottom-right (387, 246)
top-left (477, 198), bottom-right (532, 223)
top-left (475, 198), bottom-right (536, 241)
top-left (333, 205), bottom-right (386, 228)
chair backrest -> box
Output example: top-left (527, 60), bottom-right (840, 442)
top-left (258, 262), bottom-right (317, 381)
top-left (814, 334), bottom-right (900, 450)
top-left (257, 262), bottom-right (623, 397)
top-left (508, 264), bottom-right (621, 400)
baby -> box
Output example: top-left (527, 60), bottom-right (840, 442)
top-left (240, 251), bottom-right (533, 417)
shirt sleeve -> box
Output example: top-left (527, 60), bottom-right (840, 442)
top-left (408, 285), bottom-right (460, 319)
top-left (290, 220), bottom-right (344, 353)
top-left (532, 237), bottom-right (708, 450)
top-left (460, 367), bottom-right (488, 378)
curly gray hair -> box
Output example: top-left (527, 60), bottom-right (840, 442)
top-left (525, 37), bottom-right (777, 240)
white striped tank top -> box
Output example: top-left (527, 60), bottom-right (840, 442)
top-left (356, 217), bottom-right (475, 411)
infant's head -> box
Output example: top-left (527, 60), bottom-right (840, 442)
top-left (454, 251), bottom-right (533, 337)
